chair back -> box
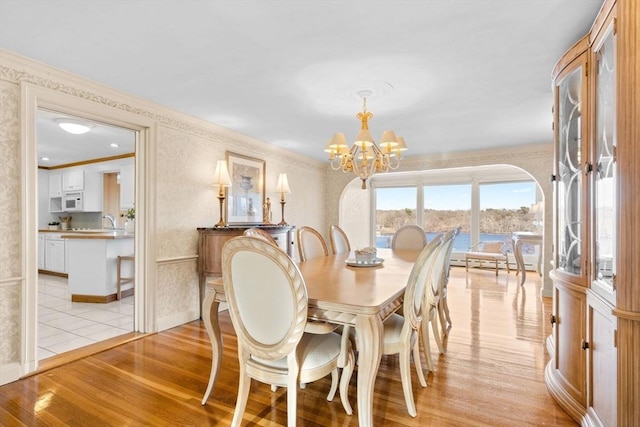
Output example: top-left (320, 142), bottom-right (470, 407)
top-left (329, 225), bottom-right (351, 255)
top-left (392, 225), bottom-right (427, 250)
top-left (479, 241), bottom-right (504, 254)
top-left (428, 230), bottom-right (458, 302)
top-left (243, 227), bottom-right (279, 248)
top-left (402, 233), bottom-right (445, 331)
top-left (297, 226), bottom-right (329, 261)
top-left (222, 237), bottom-right (307, 361)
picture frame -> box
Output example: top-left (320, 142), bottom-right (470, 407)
top-left (225, 152), bottom-right (265, 224)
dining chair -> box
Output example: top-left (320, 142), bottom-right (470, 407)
top-left (391, 224), bottom-right (427, 250)
top-left (351, 233), bottom-right (444, 417)
top-left (243, 227), bottom-right (279, 247)
top-left (297, 226), bottom-right (329, 261)
top-left (329, 224), bottom-right (351, 255)
top-left (419, 230), bottom-right (456, 372)
top-left (222, 237), bottom-right (354, 426)
top-left (438, 227), bottom-right (461, 337)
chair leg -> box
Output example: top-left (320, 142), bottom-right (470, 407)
top-left (400, 345), bottom-right (417, 417)
top-left (419, 317), bottom-right (434, 372)
top-left (339, 350), bottom-right (354, 415)
top-left (231, 373), bottom-right (251, 427)
top-left (413, 339), bottom-right (427, 388)
top-left (327, 369), bottom-right (338, 401)
top-left (495, 259), bottom-right (498, 276)
top-left (431, 310), bottom-right (445, 354)
top-left (287, 371), bottom-right (297, 427)
top-left (438, 300), bottom-right (448, 337)
top-left (440, 297), bottom-right (453, 336)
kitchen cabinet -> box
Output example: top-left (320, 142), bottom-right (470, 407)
top-left (49, 172), bottom-right (62, 197)
top-left (82, 171), bottom-right (103, 212)
top-left (119, 164), bottom-right (134, 209)
top-left (38, 233), bottom-right (45, 269)
top-left (62, 170), bottom-right (84, 191)
top-left (44, 233), bottom-right (66, 273)
top-left (547, 1), bottom-right (640, 425)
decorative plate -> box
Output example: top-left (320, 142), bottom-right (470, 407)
top-left (345, 258), bottom-right (384, 267)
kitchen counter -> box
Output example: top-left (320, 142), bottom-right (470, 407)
top-left (65, 233), bottom-right (134, 302)
top-left (62, 231), bottom-right (133, 239)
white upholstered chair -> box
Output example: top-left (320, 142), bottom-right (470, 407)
top-left (438, 227), bottom-right (461, 337)
top-left (329, 224), bottom-right (351, 255)
top-left (391, 225), bottom-right (427, 250)
top-left (243, 227), bottom-right (279, 247)
top-left (352, 233), bottom-right (444, 417)
top-left (419, 230), bottom-right (456, 372)
top-left (222, 237), bottom-right (354, 426)
top-left (297, 226), bottom-right (329, 261)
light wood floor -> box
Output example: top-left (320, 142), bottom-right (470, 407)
top-left (0, 267), bottom-right (576, 426)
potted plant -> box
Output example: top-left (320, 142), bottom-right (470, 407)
top-left (121, 208), bottom-right (135, 233)
top-left (48, 221), bottom-right (60, 230)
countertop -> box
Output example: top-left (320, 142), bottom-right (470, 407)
top-left (39, 229), bottom-right (134, 239)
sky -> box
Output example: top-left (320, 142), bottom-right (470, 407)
top-left (377, 182), bottom-right (537, 211)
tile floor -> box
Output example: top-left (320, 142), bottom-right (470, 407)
top-left (38, 273), bottom-right (133, 361)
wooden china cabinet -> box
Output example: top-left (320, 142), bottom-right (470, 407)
top-left (546, 0), bottom-right (639, 425)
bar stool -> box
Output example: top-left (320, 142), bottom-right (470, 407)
top-left (116, 255), bottom-right (134, 300)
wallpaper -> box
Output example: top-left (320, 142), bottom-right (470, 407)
top-left (0, 80), bottom-right (21, 367)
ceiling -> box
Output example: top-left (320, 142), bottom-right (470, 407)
top-left (0, 1), bottom-right (604, 165)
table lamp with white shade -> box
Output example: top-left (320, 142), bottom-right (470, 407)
top-left (276, 173), bottom-right (291, 226)
top-left (212, 160), bottom-right (232, 227)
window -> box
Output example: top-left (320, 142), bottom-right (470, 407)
top-left (424, 184), bottom-right (470, 252)
top-left (375, 187), bottom-right (416, 248)
top-left (479, 182), bottom-right (537, 253)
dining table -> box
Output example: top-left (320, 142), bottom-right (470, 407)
top-left (201, 247), bottom-right (419, 427)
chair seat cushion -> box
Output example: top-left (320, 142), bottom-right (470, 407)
top-left (253, 332), bottom-right (341, 371)
top-left (465, 251), bottom-right (505, 261)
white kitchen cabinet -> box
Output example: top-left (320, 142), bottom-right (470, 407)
top-left (119, 165), bottom-right (134, 209)
top-left (38, 233), bottom-right (45, 269)
top-left (62, 170), bottom-right (84, 191)
top-left (49, 172), bottom-right (62, 197)
top-left (83, 171), bottom-right (103, 212)
top-left (44, 234), bottom-right (66, 273)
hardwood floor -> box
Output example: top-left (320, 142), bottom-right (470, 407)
top-left (0, 267), bottom-right (576, 426)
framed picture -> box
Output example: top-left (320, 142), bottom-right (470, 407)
top-left (225, 152), bottom-right (265, 224)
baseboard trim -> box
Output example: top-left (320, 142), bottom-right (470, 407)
top-left (71, 288), bottom-right (134, 303)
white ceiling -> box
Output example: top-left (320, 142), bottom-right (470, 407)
top-left (0, 0), bottom-right (603, 165)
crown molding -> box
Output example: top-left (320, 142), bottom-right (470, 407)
top-left (0, 49), bottom-right (324, 172)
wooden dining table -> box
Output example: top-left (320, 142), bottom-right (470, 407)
top-left (201, 247), bottom-right (419, 427)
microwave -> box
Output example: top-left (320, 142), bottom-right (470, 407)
top-left (63, 192), bottom-right (83, 211)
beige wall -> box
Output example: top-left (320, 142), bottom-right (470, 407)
top-left (0, 49), bottom-right (553, 385)
top-left (0, 50), bottom-right (326, 384)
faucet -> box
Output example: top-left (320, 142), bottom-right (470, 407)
top-left (103, 214), bottom-right (117, 229)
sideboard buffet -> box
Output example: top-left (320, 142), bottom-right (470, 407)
top-left (546, 0), bottom-right (639, 425)
top-left (196, 225), bottom-right (295, 316)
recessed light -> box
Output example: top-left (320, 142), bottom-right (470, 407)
top-left (41, 157), bottom-right (49, 161)
top-left (54, 118), bottom-right (92, 135)
top-left (110, 143), bottom-right (119, 148)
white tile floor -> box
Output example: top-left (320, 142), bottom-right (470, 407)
top-left (38, 273), bottom-right (133, 361)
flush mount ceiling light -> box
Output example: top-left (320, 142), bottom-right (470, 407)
top-left (55, 118), bottom-right (93, 135)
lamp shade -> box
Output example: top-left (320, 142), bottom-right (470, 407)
top-left (378, 130), bottom-right (399, 151)
top-left (276, 173), bottom-right (291, 194)
top-left (212, 160), bottom-right (231, 187)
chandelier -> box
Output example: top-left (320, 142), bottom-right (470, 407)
top-left (324, 92), bottom-right (407, 189)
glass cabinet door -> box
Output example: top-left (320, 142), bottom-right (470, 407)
top-left (592, 26), bottom-right (616, 296)
top-left (555, 55), bottom-right (588, 279)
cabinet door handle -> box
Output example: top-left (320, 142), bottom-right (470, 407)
top-left (581, 340), bottom-right (590, 350)
top-left (584, 161), bottom-right (593, 175)
top-left (550, 314), bottom-right (557, 325)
